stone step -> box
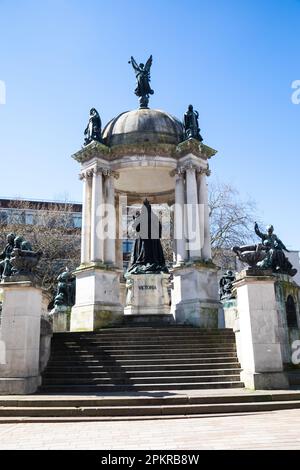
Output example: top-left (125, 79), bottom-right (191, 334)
top-left (3, 391), bottom-right (300, 408)
top-left (2, 400), bottom-right (300, 418)
top-left (44, 362), bottom-right (241, 373)
top-left (53, 333), bottom-right (235, 340)
top-left (50, 346), bottom-right (237, 355)
top-left (54, 339), bottom-right (235, 348)
top-left (42, 374), bottom-right (241, 385)
top-left (55, 328), bottom-right (233, 335)
top-left (47, 356), bottom-right (239, 366)
top-left (49, 352), bottom-right (238, 362)
top-left (53, 339), bottom-right (235, 346)
top-left (43, 368), bottom-right (241, 379)
top-left (51, 340), bottom-right (236, 348)
top-left (39, 381), bottom-right (245, 393)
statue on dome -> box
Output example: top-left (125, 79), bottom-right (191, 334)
top-left (127, 199), bottom-right (168, 275)
top-left (232, 223), bottom-right (297, 277)
top-left (129, 55), bottom-right (154, 109)
top-left (84, 108), bottom-right (102, 145)
top-left (183, 104), bottom-right (203, 141)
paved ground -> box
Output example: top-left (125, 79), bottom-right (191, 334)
top-left (0, 408), bottom-right (300, 449)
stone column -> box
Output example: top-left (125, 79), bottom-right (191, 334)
top-left (115, 195), bottom-right (124, 270)
top-left (234, 270), bottom-right (289, 389)
top-left (90, 167), bottom-right (104, 263)
top-left (80, 171), bottom-right (92, 264)
top-left (174, 169), bottom-right (187, 264)
top-left (185, 165), bottom-right (201, 260)
top-left (104, 170), bottom-right (116, 265)
top-left (198, 167), bottom-right (212, 260)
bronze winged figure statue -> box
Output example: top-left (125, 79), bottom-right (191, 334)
top-left (129, 55), bottom-right (154, 108)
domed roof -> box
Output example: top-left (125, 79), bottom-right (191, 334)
top-left (102, 108), bottom-right (184, 146)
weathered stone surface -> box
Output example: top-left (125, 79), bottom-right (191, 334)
top-left (0, 281), bottom-right (45, 394)
top-left (234, 272), bottom-right (289, 390)
top-left (70, 267), bottom-right (123, 331)
top-left (124, 273), bottom-right (171, 316)
top-left (171, 264), bottom-right (223, 328)
top-left (102, 108), bottom-right (184, 146)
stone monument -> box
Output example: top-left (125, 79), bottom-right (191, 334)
top-left (70, 55), bottom-right (222, 330)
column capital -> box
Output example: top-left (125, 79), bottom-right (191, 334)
top-left (102, 168), bottom-right (119, 179)
top-left (170, 167), bottom-right (186, 178)
top-left (184, 162), bottom-right (198, 172)
top-left (79, 169), bottom-right (94, 180)
top-left (196, 165), bottom-right (211, 177)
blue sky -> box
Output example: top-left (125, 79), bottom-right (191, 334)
top-left (0, 0), bottom-right (299, 248)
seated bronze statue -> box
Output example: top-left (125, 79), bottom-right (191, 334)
top-left (127, 199), bottom-right (168, 275)
top-left (232, 223), bottom-right (297, 277)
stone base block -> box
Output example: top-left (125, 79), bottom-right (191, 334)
top-left (241, 370), bottom-right (290, 390)
top-left (124, 273), bottom-right (170, 316)
top-left (51, 307), bottom-right (71, 332)
top-left (70, 266), bottom-right (123, 331)
top-left (171, 264), bottom-right (223, 328)
top-left (71, 304), bottom-right (123, 331)
top-left (0, 376), bottom-right (41, 395)
top-left (174, 299), bottom-right (222, 328)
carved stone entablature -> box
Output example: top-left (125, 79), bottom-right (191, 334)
top-left (73, 139), bottom-right (217, 164)
top-left (110, 143), bottom-right (177, 160)
top-left (73, 141), bottom-right (110, 163)
top-left (175, 138), bottom-right (217, 160)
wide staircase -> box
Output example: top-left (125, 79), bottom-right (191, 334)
top-left (40, 326), bottom-right (243, 393)
top-left (1, 326), bottom-right (300, 421)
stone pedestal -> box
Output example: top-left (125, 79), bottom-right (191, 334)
top-left (0, 280), bottom-right (43, 394)
top-left (124, 273), bottom-right (171, 316)
top-left (234, 270), bottom-right (289, 390)
top-left (70, 265), bottom-right (123, 331)
top-left (51, 306), bottom-right (71, 333)
top-left (171, 263), bottom-right (224, 328)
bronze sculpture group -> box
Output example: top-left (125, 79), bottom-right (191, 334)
top-left (0, 233), bottom-right (42, 279)
top-left (233, 223), bottom-right (297, 277)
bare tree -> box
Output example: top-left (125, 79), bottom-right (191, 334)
top-left (209, 181), bottom-right (260, 270)
top-left (0, 200), bottom-right (81, 297)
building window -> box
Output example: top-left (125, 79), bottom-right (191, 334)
top-left (0, 210), bottom-right (8, 225)
top-left (286, 295), bottom-right (298, 328)
top-left (72, 215), bottom-right (82, 228)
top-left (10, 210), bottom-right (26, 225)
